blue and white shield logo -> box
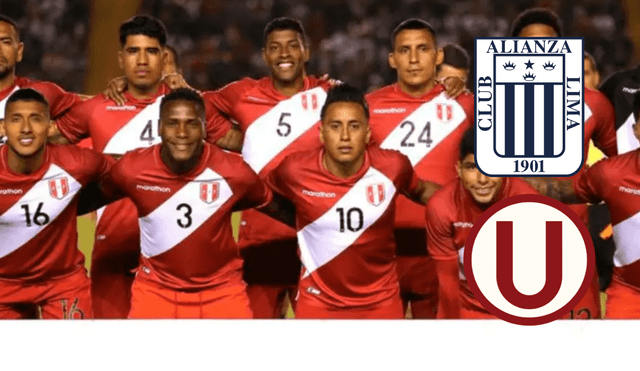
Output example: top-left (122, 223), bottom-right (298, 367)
top-left (475, 38), bottom-right (584, 177)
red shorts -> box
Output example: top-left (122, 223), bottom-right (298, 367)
top-left (128, 271), bottom-right (253, 319)
top-left (395, 229), bottom-right (438, 319)
top-left (241, 240), bottom-right (300, 318)
top-left (0, 267), bottom-right (92, 319)
top-left (604, 276), bottom-right (640, 319)
top-left (91, 200), bottom-right (140, 319)
top-left (295, 290), bottom-right (404, 319)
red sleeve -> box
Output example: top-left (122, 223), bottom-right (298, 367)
top-left (28, 81), bottom-right (82, 119)
top-left (589, 89), bottom-right (618, 158)
top-left (102, 154), bottom-right (130, 198)
top-left (234, 158), bottom-right (273, 209)
top-left (397, 152), bottom-right (420, 194)
top-left (425, 193), bottom-right (461, 318)
top-left (573, 160), bottom-right (607, 204)
top-left (54, 98), bottom-right (97, 144)
top-left (79, 148), bottom-right (113, 183)
top-left (265, 156), bottom-right (294, 200)
top-left (204, 98), bottom-right (233, 143)
top-left (204, 78), bottom-right (253, 115)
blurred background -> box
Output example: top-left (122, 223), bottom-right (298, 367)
top-left (0, 0), bottom-right (636, 94)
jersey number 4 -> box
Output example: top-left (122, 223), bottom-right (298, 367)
top-left (140, 120), bottom-right (160, 143)
top-left (20, 202), bottom-right (50, 227)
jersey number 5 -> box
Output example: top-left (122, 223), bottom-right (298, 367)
top-left (277, 112), bottom-right (292, 137)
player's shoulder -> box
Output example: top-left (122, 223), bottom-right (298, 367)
top-left (426, 180), bottom-right (458, 218)
top-left (453, 90), bottom-right (474, 107)
top-left (47, 144), bottom-right (102, 171)
top-left (368, 146), bottom-right (411, 169)
top-left (15, 76), bottom-right (59, 91)
top-left (506, 177), bottom-right (538, 196)
top-left (584, 87), bottom-right (611, 107)
top-left (593, 148), bottom-right (638, 172)
top-left (365, 84), bottom-right (397, 104)
top-left (117, 145), bottom-right (155, 165)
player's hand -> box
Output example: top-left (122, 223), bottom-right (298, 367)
top-left (319, 74), bottom-right (343, 87)
top-left (103, 76), bottom-right (127, 106)
top-left (162, 73), bottom-right (195, 91)
top-left (440, 76), bottom-right (468, 99)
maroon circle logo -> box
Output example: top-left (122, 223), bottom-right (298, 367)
top-left (464, 194), bottom-right (595, 325)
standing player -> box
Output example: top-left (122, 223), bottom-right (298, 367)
top-left (0, 88), bottom-right (110, 319)
top-left (0, 15), bottom-right (81, 143)
top-left (524, 120), bottom-right (640, 318)
top-left (101, 89), bottom-right (271, 318)
top-left (266, 84), bottom-right (439, 319)
top-left (52, 15), bottom-right (235, 319)
top-left (366, 19), bottom-right (475, 318)
top-left (202, 18), bottom-right (331, 318)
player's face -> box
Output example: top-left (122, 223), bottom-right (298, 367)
top-left (518, 24), bottom-right (557, 37)
top-left (436, 64), bottom-right (469, 84)
top-left (118, 35), bottom-right (167, 92)
top-left (0, 21), bottom-right (24, 79)
top-left (1, 100), bottom-right (53, 158)
top-left (584, 57), bottom-right (600, 90)
top-left (320, 101), bottom-right (371, 166)
top-left (159, 99), bottom-right (205, 163)
top-left (262, 29), bottom-right (309, 84)
top-left (389, 29), bottom-right (443, 94)
top-left (457, 153), bottom-right (503, 205)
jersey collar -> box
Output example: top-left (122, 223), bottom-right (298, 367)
top-left (393, 82), bottom-right (446, 101)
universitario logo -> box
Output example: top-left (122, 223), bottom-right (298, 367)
top-left (474, 38), bottom-right (585, 177)
top-left (464, 195), bottom-right (595, 325)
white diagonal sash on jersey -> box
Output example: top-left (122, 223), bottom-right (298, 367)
top-left (0, 86), bottom-right (20, 145)
top-left (612, 210), bottom-right (640, 267)
top-left (379, 92), bottom-right (466, 166)
top-left (139, 168), bottom-right (233, 258)
top-left (297, 167), bottom-right (396, 278)
top-left (242, 87), bottom-right (327, 174)
top-left (102, 98), bottom-right (163, 155)
top-left (0, 164), bottom-right (81, 259)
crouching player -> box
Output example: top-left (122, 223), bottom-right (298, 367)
top-left (0, 89), bottom-right (111, 319)
top-left (265, 84), bottom-right (439, 319)
top-left (99, 89), bottom-right (272, 318)
top-left (427, 129), bottom-right (601, 319)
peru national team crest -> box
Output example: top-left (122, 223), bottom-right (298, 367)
top-left (474, 38), bottom-right (584, 177)
top-left (200, 182), bottom-right (219, 204)
top-left (366, 183), bottom-right (385, 206)
top-left (436, 103), bottom-right (453, 123)
top-left (49, 177), bottom-right (69, 200)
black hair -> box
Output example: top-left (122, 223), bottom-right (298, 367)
top-left (440, 44), bottom-right (470, 70)
top-left (6, 88), bottom-right (50, 117)
top-left (510, 7), bottom-right (563, 37)
top-left (391, 18), bottom-right (436, 49)
top-left (0, 14), bottom-right (19, 38)
top-left (119, 15), bottom-right (167, 46)
top-left (459, 128), bottom-right (475, 160)
top-left (263, 17), bottom-right (306, 46)
top-left (320, 84), bottom-right (369, 122)
top-left (159, 88), bottom-right (205, 119)
top-left (165, 44), bottom-right (179, 66)
top-left (584, 51), bottom-right (597, 71)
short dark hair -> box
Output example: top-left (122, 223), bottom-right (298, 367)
top-left (584, 51), bottom-right (597, 71)
top-left (510, 7), bottom-right (563, 37)
top-left (320, 84), bottom-right (369, 122)
top-left (6, 88), bottom-right (50, 118)
top-left (440, 44), bottom-right (470, 70)
top-left (0, 14), bottom-right (19, 38)
top-left (263, 17), bottom-right (306, 45)
top-left (159, 88), bottom-right (205, 119)
top-left (459, 128), bottom-right (475, 160)
top-left (391, 18), bottom-right (436, 49)
top-left (119, 15), bottom-right (167, 46)
top-left (165, 44), bottom-right (179, 66)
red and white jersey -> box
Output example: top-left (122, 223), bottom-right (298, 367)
top-left (266, 146), bottom-right (419, 307)
top-left (0, 144), bottom-right (110, 281)
top-left (582, 88), bottom-right (617, 160)
top-left (106, 143), bottom-right (272, 290)
top-left (366, 83), bottom-right (474, 229)
top-left (56, 86), bottom-right (232, 155)
top-left (204, 76), bottom-right (332, 247)
top-left (425, 178), bottom-right (537, 316)
top-left (574, 149), bottom-right (640, 288)
top-left (0, 76), bottom-right (82, 145)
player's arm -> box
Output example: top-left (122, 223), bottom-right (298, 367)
top-left (522, 177), bottom-right (581, 204)
top-left (255, 192), bottom-right (296, 228)
top-left (214, 125), bottom-right (243, 152)
top-left (440, 75), bottom-right (468, 99)
top-left (425, 200), bottom-right (461, 319)
top-left (591, 91), bottom-right (618, 157)
top-left (48, 124), bottom-right (71, 145)
top-left (49, 98), bottom-right (93, 145)
top-left (76, 154), bottom-right (124, 215)
top-left (398, 157), bottom-right (441, 204)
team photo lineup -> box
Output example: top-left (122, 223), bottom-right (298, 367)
top-left (0, 0), bottom-right (639, 320)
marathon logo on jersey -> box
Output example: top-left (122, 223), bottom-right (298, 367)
top-left (474, 38), bottom-right (584, 177)
top-left (49, 177), bottom-right (69, 200)
top-left (200, 182), bottom-right (219, 204)
top-left (366, 183), bottom-right (385, 206)
top-left (436, 103), bottom-right (453, 123)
